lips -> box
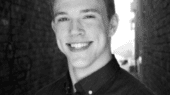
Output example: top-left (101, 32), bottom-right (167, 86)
top-left (66, 41), bottom-right (93, 52)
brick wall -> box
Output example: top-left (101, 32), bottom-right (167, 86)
top-left (0, 0), bottom-right (67, 95)
top-left (138, 0), bottom-right (170, 95)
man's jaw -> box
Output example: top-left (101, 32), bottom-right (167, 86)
top-left (66, 41), bottom-right (93, 52)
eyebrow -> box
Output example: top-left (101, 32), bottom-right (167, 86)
top-left (54, 8), bottom-right (101, 18)
top-left (80, 9), bottom-right (101, 14)
top-left (54, 12), bottom-right (67, 18)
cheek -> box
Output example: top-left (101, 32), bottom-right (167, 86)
top-left (55, 23), bottom-right (69, 39)
top-left (85, 21), bottom-right (107, 39)
top-left (55, 32), bottom-right (63, 52)
top-left (85, 22), bottom-right (108, 50)
top-left (54, 26), bottom-right (68, 51)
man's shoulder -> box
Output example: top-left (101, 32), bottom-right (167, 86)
top-left (35, 73), bottom-right (66, 95)
top-left (108, 68), bottom-right (154, 95)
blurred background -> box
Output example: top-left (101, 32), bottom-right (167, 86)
top-left (0, 0), bottom-right (170, 95)
top-left (112, 0), bottom-right (136, 73)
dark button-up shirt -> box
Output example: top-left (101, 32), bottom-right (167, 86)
top-left (36, 55), bottom-right (154, 95)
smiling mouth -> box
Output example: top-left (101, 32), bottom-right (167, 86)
top-left (66, 41), bottom-right (93, 52)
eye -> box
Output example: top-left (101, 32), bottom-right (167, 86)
top-left (84, 15), bottom-right (96, 19)
top-left (58, 17), bottom-right (69, 22)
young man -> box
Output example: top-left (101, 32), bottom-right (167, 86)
top-left (36, 0), bottom-right (154, 94)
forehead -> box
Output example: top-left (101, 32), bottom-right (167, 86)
top-left (53, 0), bottom-right (106, 13)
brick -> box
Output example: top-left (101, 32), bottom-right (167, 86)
top-left (138, 0), bottom-right (170, 95)
top-left (0, 0), bottom-right (64, 95)
top-left (0, 35), bottom-right (8, 43)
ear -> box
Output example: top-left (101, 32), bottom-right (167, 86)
top-left (108, 14), bottom-right (119, 37)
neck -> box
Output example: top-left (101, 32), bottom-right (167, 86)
top-left (68, 50), bottom-right (112, 88)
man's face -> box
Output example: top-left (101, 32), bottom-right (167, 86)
top-left (52, 0), bottom-right (115, 69)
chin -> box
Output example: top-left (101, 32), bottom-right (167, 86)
top-left (70, 59), bottom-right (90, 69)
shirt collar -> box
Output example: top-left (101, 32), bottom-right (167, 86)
top-left (73, 54), bottom-right (120, 94)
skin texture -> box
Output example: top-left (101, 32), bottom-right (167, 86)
top-left (51, 0), bottom-right (118, 85)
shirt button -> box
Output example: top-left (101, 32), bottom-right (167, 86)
top-left (88, 90), bottom-right (93, 95)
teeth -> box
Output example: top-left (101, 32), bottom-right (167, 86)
top-left (70, 43), bottom-right (88, 48)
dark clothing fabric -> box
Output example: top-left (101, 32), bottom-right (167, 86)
top-left (35, 55), bottom-right (154, 95)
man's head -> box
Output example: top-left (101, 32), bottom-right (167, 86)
top-left (51, 0), bottom-right (118, 70)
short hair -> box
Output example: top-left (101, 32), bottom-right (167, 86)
top-left (104, 0), bottom-right (116, 20)
top-left (49, 0), bottom-right (115, 21)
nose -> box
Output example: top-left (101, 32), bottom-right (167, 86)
top-left (69, 19), bottom-right (85, 36)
